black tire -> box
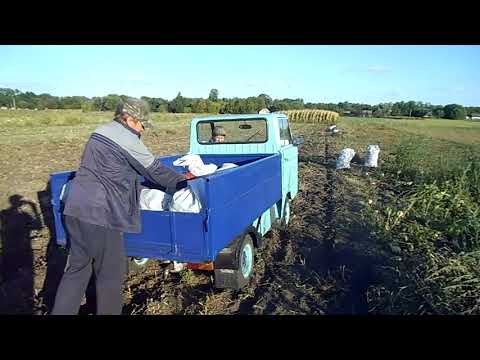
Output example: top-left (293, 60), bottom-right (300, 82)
top-left (214, 233), bottom-right (255, 290)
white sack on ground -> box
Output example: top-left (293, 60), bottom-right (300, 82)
top-left (139, 189), bottom-right (172, 211)
top-left (173, 154), bottom-right (217, 177)
top-left (169, 187), bottom-right (202, 213)
top-left (364, 145), bottom-right (380, 168)
top-left (336, 148), bottom-right (356, 170)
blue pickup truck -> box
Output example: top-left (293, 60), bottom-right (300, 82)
top-left (50, 113), bottom-right (303, 289)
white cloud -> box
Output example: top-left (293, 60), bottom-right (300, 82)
top-left (452, 87), bottom-right (466, 94)
top-left (339, 65), bottom-right (392, 75)
top-left (430, 85), bottom-right (468, 96)
top-left (384, 89), bottom-right (401, 98)
top-left (366, 65), bottom-right (392, 74)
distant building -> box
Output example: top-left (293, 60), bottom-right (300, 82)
top-left (467, 113), bottom-right (480, 120)
top-left (361, 110), bottom-right (373, 118)
top-left (343, 111), bottom-right (352, 117)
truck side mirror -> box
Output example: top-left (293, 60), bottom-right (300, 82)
top-left (293, 136), bottom-right (304, 147)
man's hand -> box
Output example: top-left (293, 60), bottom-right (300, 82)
top-left (185, 171), bottom-right (196, 180)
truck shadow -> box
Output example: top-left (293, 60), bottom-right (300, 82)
top-left (0, 194), bottom-right (41, 314)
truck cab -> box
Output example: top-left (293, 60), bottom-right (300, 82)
top-left (190, 113), bottom-right (301, 236)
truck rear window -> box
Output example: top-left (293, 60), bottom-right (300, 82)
top-left (197, 119), bottom-right (268, 144)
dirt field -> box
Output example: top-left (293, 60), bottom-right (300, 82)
top-left (1, 111), bottom-right (479, 315)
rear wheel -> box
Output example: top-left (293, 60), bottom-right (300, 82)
top-left (133, 257), bottom-right (149, 266)
top-left (214, 233), bottom-right (255, 290)
top-left (127, 257), bottom-right (150, 275)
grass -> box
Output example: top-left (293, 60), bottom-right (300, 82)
top-left (295, 115), bottom-right (480, 314)
top-left (0, 110), bottom-right (193, 145)
top-left (356, 133), bottom-right (480, 314)
top-left (337, 116), bottom-right (480, 146)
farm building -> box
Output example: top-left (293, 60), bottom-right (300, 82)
top-left (467, 113), bottom-right (480, 120)
top-left (360, 110), bottom-right (373, 118)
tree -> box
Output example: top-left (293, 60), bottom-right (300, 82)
top-left (372, 106), bottom-right (385, 118)
top-left (92, 97), bottom-right (107, 111)
top-left (141, 96), bottom-right (168, 112)
top-left (192, 99), bottom-right (208, 113)
top-left (257, 94), bottom-right (272, 110)
top-left (443, 104), bottom-right (466, 120)
top-left (38, 94), bottom-right (59, 109)
top-left (81, 100), bottom-right (94, 112)
top-left (432, 106), bottom-right (444, 118)
top-left (106, 94), bottom-right (124, 111)
top-left (206, 100), bottom-right (221, 114)
top-left (405, 101), bottom-right (417, 117)
top-left (208, 89), bottom-right (219, 102)
top-left (168, 92), bottom-right (185, 113)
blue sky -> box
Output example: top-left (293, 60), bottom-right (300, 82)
top-left (1, 45), bottom-right (479, 106)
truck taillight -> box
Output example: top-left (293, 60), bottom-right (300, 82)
top-left (186, 262), bottom-right (214, 271)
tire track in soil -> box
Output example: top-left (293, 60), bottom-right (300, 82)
top-left (232, 129), bottom-right (381, 315)
top-left (230, 131), bottom-right (340, 315)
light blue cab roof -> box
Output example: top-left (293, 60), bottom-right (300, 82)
top-left (191, 113), bottom-right (288, 125)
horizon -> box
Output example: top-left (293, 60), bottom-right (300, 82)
top-left (1, 45), bottom-right (479, 107)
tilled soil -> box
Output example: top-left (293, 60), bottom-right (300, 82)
top-left (118, 130), bottom-right (382, 315)
top-left (0, 125), bottom-right (382, 315)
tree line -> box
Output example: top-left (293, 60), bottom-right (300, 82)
top-left (1, 88), bottom-right (478, 120)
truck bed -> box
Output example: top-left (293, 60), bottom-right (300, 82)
top-left (50, 153), bottom-right (282, 263)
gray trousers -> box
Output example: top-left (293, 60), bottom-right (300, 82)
top-left (51, 216), bottom-right (126, 315)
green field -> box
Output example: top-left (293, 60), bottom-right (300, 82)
top-left (339, 116), bottom-right (480, 146)
top-left (0, 110), bottom-right (193, 145)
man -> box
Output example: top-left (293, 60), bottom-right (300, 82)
top-left (211, 126), bottom-right (226, 143)
top-left (51, 97), bottom-right (187, 315)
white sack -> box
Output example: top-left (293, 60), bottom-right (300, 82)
top-left (139, 189), bottom-right (172, 211)
top-left (169, 187), bottom-right (202, 213)
top-left (173, 154), bottom-right (217, 177)
top-left (336, 148), bottom-right (356, 170)
top-left (364, 145), bottom-right (380, 168)
top-left (217, 163), bottom-right (238, 171)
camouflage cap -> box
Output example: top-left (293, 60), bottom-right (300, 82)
top-left (115, 97), bottom-right (153, 128)
top-left (213, 126), bottom-right (226, 137)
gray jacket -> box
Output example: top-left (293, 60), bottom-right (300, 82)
top-left (63, 119), bottom-right (186, 233)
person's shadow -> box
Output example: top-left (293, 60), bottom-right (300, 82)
top-left (37, 182), bottom-right (97, 315)
top-left (0, 194), bottom-right (42, 314)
